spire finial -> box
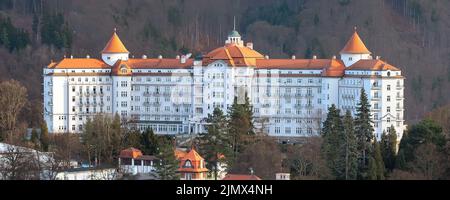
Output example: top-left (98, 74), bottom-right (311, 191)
top-left (233, 16), bottom-right (236, 31)
top-left (114, 27), bottom-right (117, 33)
top-left (354, 26), bottom-right (357, 31)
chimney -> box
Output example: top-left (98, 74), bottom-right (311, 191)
top-left (176, 55), bottom-right (180, 59)
top-left (291, 55), bottom-right (296, 60)
top-left (70, 55), bottom-right (73, 59)
top-left (376, 56), bottom-right (380, 60)
top-left (332, 55), bottom-right (336, 59)
top-left (313, 55), bottom-right (317, 59)
top-left (86, 54), bottom-right (90, 59)
top-left (246, 42), bottom-right (253, 50)
top-left (181, 55), bottom-right (186, 63)
top-left (158, 55), bottom-right (162, 59)
top-left (265, 55), bottom-right (269, 59)
top-left (142, 55), bottom-right (147, 59)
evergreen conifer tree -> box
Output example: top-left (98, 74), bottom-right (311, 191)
top-left (228, 94), bottom-right (254, 162)
top-left (341, 110), bottom-right (358, 180)
top-left (40, 122), bottom-right (49, 152)
top-left (373, 140), bottom-right (385, 180)
top-left (321, 104), bottom-right (343, 179)
top-left (354, 88), bottom-right (374, 179)
top-left (199, 108), bottom-right (232, 180)
top-left (140, 128), bottom-right (158, 155)
top-left (155, 139), bottom-right (179, 180)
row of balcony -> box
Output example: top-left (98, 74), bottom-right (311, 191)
top-left (77, 102), bottom-right (105, 106)
top-left (260, 104), bottom-right (314, 108)
top-left (372, 85), bottom-right (404, 90)
top-left (142, 92), bottom-right (175, 96)
top-left (371, 107), bottom-right (404, 111)
top-left (77, 92), bottom-right (105, 97)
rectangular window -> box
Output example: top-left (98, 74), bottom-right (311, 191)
top-left (121, 81), bottom-right (128, 87)
top-left (275, 127), bottom-right (280, 134)
top-left (285, 127), bottom-right (291, 134)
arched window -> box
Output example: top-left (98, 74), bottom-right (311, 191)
top-left (387, 71), bottom-right (391, 77)
top-left (120, 65), bottom-right (127, 74)
top-left (184, 160), bottom-right (193, 168)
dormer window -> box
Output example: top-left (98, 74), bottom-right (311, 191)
top-left (121, 68), bottom-right (127, 73)
top-left (349, 57), bottom-right (353, 61)
top-left (184, 160), bottom-right (193, 168)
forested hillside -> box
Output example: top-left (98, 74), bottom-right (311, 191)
top-left (0, 0), bottom-right (449, 125)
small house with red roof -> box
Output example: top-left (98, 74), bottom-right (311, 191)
top-left (175, 148), bottom-right (209, 180)
top-left (118, 147), bottom-right (158, 175)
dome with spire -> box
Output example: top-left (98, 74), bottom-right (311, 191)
top-left (228, 30), bottom-right (241, 38)
top-left (340, 30), bottom-right (371, 54)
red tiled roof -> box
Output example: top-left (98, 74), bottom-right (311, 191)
top-left (119, 147), bottom-right (143, 159)
top-left (176, 148), bottom-right (209, 173)
top-left (203, 43), bottom-right (264, 66)
top-left (222, 174), bottom-right (262, 180)
top-left (340, 30), bottom-right (371, 54)
top-left (346, 59), bottom-right (400, 71)
top-left (49, 58), bottom-right (110, 69)
top-left (102, 31), bottom-right (129, 53)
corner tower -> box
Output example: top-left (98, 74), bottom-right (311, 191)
top-left (101, 29), bottom-right (130, 66)
top-left (340, 28), bottom-right (371, 67)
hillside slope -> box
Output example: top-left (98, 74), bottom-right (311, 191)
top-left (0, 0), bottom-right (449, 124)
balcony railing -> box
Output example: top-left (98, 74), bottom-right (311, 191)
top-left (372, 85), bottom-right (381, 90)
top-left (371, 96), bottom-right (381, 101)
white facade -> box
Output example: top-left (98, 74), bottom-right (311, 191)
top-left (55, 168), bottom-right (118, 180)
top-left (43, 30), bottom-right (406, 141)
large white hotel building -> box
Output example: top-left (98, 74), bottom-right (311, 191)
top-left (43, 28), bottom-right (406, 140)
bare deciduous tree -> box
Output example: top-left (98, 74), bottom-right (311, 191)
top-left (0, 80), bottom-right (28, 141)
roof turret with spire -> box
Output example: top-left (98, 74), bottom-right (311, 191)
top-left (101, 28), bottom-right (130, 66)
top-left (225, 17), bottom-right (244, 46)
top-left (340, 27), bottom-right (372, 67)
